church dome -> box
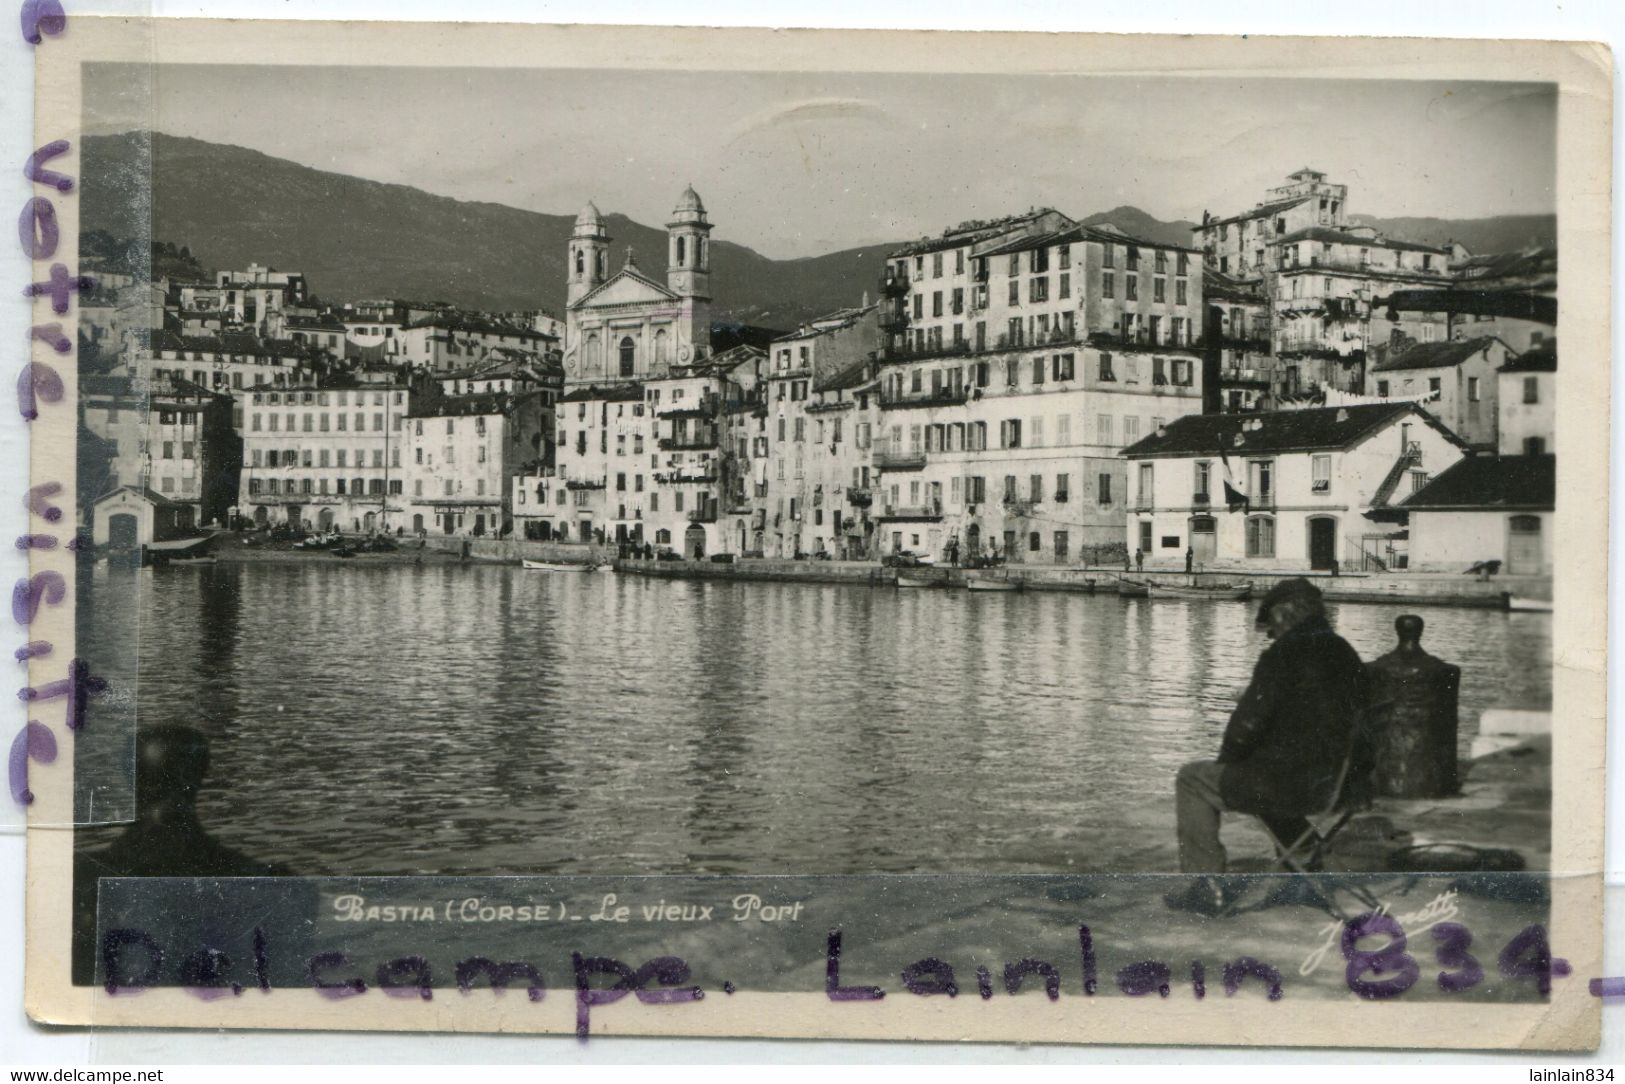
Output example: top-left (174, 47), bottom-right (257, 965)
top-left (574, 201), bottom-right (605, 229)
top-left (673, 185), bottom-right (706, 217)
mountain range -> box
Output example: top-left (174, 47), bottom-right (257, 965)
top-left (80, 132), bottom-right (1557, 329)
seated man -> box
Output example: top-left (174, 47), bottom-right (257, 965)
top-left (1167, 577), bottom-right (1371, 915)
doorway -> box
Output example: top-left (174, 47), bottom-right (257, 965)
top-left (1308, 516), bottom-right (1337, 571)
top-left (685, 523), bottom-right (706, 559)
top-left (108, 513), bottom-right (138, 549)
top-left (1506, 515), bottom-right (1543, 573)
top-left (1189, 515), bottom-right (1217, 567)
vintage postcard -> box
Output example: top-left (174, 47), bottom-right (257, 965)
top-left (17, 18), bottom-right (1612, 1049)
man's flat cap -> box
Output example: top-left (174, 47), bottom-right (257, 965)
top-left (1257, 576), bottom-right (1323, 623)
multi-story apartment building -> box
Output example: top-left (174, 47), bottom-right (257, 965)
top-left (1196, 169), bottom-right (1458, 400)
top-left (761, 305), bottom-right (882, 558)
top-left (395, 314), bottom-right (556, 372)
top-left (237, 383), bottom-right (412, 533)
top-left (131, 331), bottom-right (321, 430)
top-left (875, 215), bottom-right (1207, 563)
top-left (1202, 270), bottom-right (1273, 412)
top-left (403, 390), bottom-right (549, 538)
top-left (1195, 168), bottom-right (1350, 281)
top-left (549, 383), bottom-right (647, 545)
top-left (79, 373), bottom-right (243, 531)
top-left (1366, 336), bottom-right (1513, 449)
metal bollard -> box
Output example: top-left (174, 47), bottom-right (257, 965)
top-left (1365, 614), bottom-right (1462, 798)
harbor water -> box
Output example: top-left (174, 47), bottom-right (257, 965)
top-left (75, 562), bottom-right (1552, 875)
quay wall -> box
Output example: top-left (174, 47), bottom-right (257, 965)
top-left (616, 559), bottom-right (1551, 608)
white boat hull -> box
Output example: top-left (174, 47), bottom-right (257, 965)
top-left (1507, 595), bottom-right (1552, 612)
top-left (522, 560), bottom-right (585, 572)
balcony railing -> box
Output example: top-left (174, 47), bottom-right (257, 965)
top-left (874, 450), bottom-right (927, 471)
top-left (880, 270), bottom-right (910, 298)
top-left (1004, 498), bottom-right (1037, 517)
top-left (877, 307), bottom-right (910, 332)
top-left (879, 501), bottom-right (943, 520)
top-left (687, 506), bottom-right (719, 524)
top-left (1192, 490), bottom-right (1211, 506)
top-left (845, 486), bottom-right (872, 507)
top-left (878, 387), bottom-right (970, 411)
top-left (1221, 367), bottom-right (1273, 386)
top-left (1087, 329), bottom-right (1197, 350)
top-left (658, 434), bottom-right (719, 451)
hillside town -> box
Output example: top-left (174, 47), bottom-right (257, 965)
top-left (78, 168), bottom-right (1556, 590)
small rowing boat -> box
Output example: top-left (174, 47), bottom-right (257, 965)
top-left (965, 572), bottom-right (1020, 592)
top-left (1148, 582), bottom-right (1252, 601)
top-left (522, 559), bottom-right (585, 571)
top-left (1116, 578), bottom-right (1149, 598)
top-left (1506, 594), bottom-right (1552, 613)
top-left (896, 570), bottom-right (944, 588)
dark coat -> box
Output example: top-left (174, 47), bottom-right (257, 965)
top-left (1218, 615), bottom-right (1371, 816)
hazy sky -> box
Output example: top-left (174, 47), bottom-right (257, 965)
top-left (86, 64), bottom-right (1557, 259)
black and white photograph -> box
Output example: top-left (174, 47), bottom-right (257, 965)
top-left (16, 17), bottom-right (1611, 1050)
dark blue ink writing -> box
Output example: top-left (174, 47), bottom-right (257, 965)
top-left (455, 957), bottom-right (545, 1002)
top-left (15, 639), bottom-right (51, 662)
top-left (306, 951), bottom-right (368, 998)
top-left (29, 321), bottom-right (70, 352)
top-left (7, 718), bottom-right (55, 804)
top-left (570, 952), bottom-right (701, 1039)
top-left (1116, 959), bottom-right (1172, 998)
top-left (17, 361), bottom-right (64, 420)
top-left (22, 263), bottom-right (92, 313)
top-left (1431, 922), bottom-right (1484, 993)
top-left (376, 956), bottom-right (433, 1000)
top-left (1223, 957), bottom-right (1284, 1001)
top-left (24, 140), bottom-right (73, 192)
top-left (1342, 911), bottom-right (1419, 999)
top-left (101, 928), bottom-right (163, 995)
top-left (825, 929), bottom-right (883, 1002)
top-left (18, 196), bottom-right (58, 259)
top-left (19, 0), bottom-right (66, 45)
top-left (13, 569), bottom-right (66, 624)
top-left (1077, 924), bottom-right (1098, 995)
top-left (20, 657), bottom-right (108, 729)
top-left (900, 958), bottom-right (957, 997)
top-left (26, 482), bottom-right (63, 522)
top-left (1498, 924), bottom-right (1569, 996)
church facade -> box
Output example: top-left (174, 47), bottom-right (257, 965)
top-left (561, 187), bottom-right (713, 386)
top-left (548, 187), bottom-right (741, 555)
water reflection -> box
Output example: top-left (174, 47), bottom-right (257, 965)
top-left (76, 564), bottom-right (1551, 876)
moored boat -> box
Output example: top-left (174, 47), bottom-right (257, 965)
top-left (1148, 582), bottom-right (1252, 601)
top-left (965, 572), bottom-right (1020, 592)
top-left (522, 559), bottom-right (586, 571)
top-left (1506, 594), bottom-right (1553, 613)
top-left (1116, 578), bottom-right (1149, 598)
top-left (896, 570), bottom-right (944, 588)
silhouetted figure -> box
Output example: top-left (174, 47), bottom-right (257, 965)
top-left (1135, 548), bottom-right (1144, 572)
top-left (1185, 546), bottom-right (1194, 574)
top-left (1366, 615), bottom-right (1461, 798)
top-left (73, 726), bottom-right (290, 984)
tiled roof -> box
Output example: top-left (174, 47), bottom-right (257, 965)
top-left (1121, 402), bottom-right (1453, 459)
top-left (1199, 196), bottom-right (1310, 230)
top-left (410, 389), bottom-right (543, 418)
top-left (1499, 341), bottom-right (1556, 373)
top-left (814, 358), bottom-right (872, 394)
top-left (558, 383), bottom-right (645, 404)
top-left (1275, 226), bottom-right (1449, 255)
top-left (1370, 336), bottom-right (1505, 374)
top-left (1453, 247), bottom-right (1557, 284)
top-left (888, 209), bottom-right (1069, 258)
top-left (1401, 453), bottom-right (1555, 511)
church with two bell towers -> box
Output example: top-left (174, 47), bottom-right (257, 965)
top-left (562, 186), bottom-right (714, 387)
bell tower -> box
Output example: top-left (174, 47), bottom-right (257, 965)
top-left (666, 186), bottom-right (712, 301)
top-left (568, 201), bottom-right (610, 307)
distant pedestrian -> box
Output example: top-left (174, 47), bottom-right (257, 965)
top-left (1135, 548), bottom-right (1144, 572)
top-left (1185, 546), bottom-right (1194, 574)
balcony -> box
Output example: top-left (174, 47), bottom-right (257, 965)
top-left (1221, 367), bottom-right (1273, 387)
top-left (688, 506), bottom-right (719, 524)
top-left (658, 434), bottom-right (719, 451)
top-left (881, 269), bottom-right (911, 298)
top-left (1003, 498), bottom-right (1038, 517)
top-left (878, 501), bottom-right (943, 521)
top-left (1087, 329), bottom-right (1197, 351)
top-left (654, 471), bottom-right (717, 485)
top-left (845, 486), bottom-right (872, 507)
top-left (878, 387), bottom-right (970, 411)
top-left (874, 450), bottom-right (927, 472)
top-left (877, 306), bottom-right (910, 333)
top-left (1192, 490), bottom-right (1211, 507)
